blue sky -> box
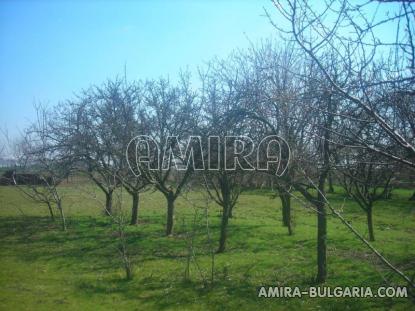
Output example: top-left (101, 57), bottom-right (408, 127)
top-left (0, 0), bottom-right (276, 142)
top-left (0, 0), bottom-right (400, 152)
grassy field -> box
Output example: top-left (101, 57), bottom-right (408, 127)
top-left (0, 183), bottom-right (414, 310)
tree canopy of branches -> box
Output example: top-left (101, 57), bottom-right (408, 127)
top-left (13, 1), bottom-right (415, 288)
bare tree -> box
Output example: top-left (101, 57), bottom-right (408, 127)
top-left (237, 40), bottom-right (306, 235)
top-left (270, 0), bottom-right (415, 168)
top-left (101, 80), bottom-right (151, 225)
top-left (140, 75), bottom-right (200, 235)
top-left (340, 151), bottom-right (394, 241)
top-left (13, 105), bottom-right (71, 230)
top-left (112, 190), bottom-right (134, 280)
top-left (198, 59), bottom-right (253, 253)
top-left (65, 80), bottom-right (142, 216)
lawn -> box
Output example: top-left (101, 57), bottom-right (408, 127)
top-left (0, 184), bottom-right (414, 310)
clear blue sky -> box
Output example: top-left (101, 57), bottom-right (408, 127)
top-left (0, 0), bottom-right (276, 143)
top-left (0, 0), bottom-right (399, 153)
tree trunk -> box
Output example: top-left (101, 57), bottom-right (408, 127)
top-left (105, 190), bottom-right (113, 216)
top-left (280, 192), bottom-right (292, 235)
top-left (166, 191), bottom-right (175, 236)
top-left (367, 206), bottom-right (375, 242)
top-left (315, 93), bottom-right (332, 284)
top-left (228, 204), bottom-right (233, 218)
top-left (328, 172), bottom-right (334, 193)
top-left (57, 200), bottom-right (66, 231)
top-left (316, 200), bottom-right (327, 283)
top-left (315, 167), bottom-right (328, 284)
top-left (130, 192), bottom-right (140, 225)
top-left (217, 203), bottom-right (230, 253)
top-left (46, 202), bottom-right (55, 222)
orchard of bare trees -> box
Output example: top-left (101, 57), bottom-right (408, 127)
top-left (1, 0), bottom-right (414, 309)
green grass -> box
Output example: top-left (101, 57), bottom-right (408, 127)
top-left (0, 184), bottom-right (414, 310)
